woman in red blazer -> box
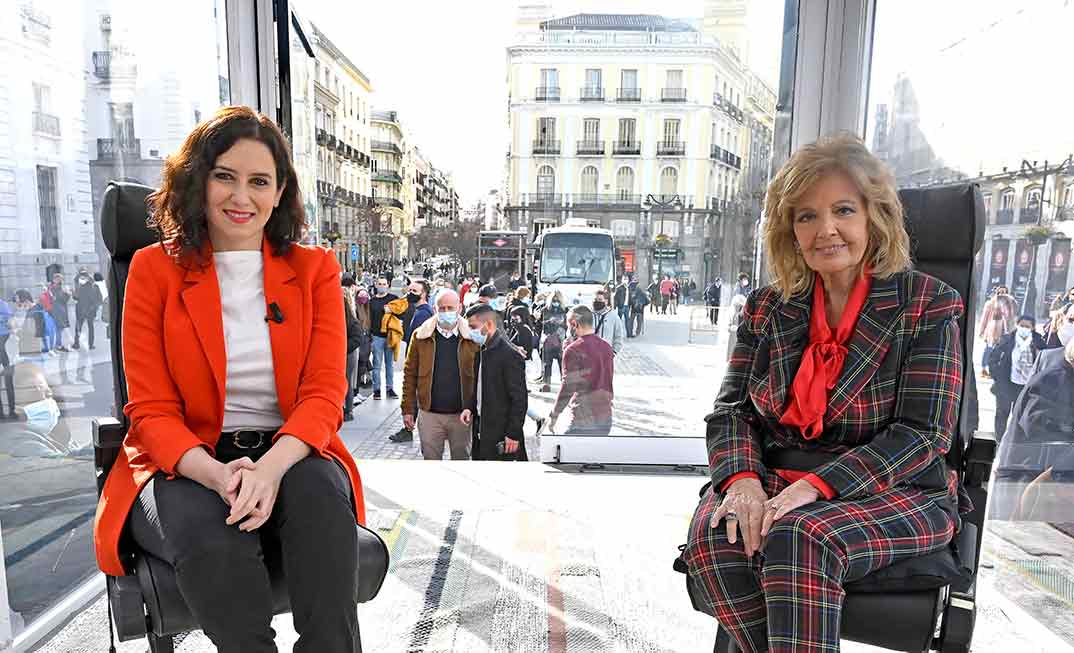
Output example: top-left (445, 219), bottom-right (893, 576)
top-left (93, 106), bottom-right (365, 652)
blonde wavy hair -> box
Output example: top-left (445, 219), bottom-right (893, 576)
top-left (762, 132), bottom-right (911, 300)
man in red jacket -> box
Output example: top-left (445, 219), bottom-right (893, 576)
top-left (547, 305), bottom-right (614, 435)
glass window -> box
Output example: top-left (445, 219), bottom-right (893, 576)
top-left (868, 1), bottom-right (1074, 641)
top-left (539, 232), bottom-right (614, 284)
top-left (537, 116), bottom-right (555, 143)
top-left (659, 166), bottom-right (678, 198)
top-left (620, 68), bottom-right (637, 89)
top-left (580, 165), bottom-right (599, 199)
top-left (617, 117), bottom-right (636, 143)
top-left (0, 0), bottom-right (231, 637)
top-left (582, 117), bottom-right (599, 142)
top-left (663, 118), bottom-right (681, 143)
top-left (536, 165), bottom-right (555, 197)
top-left (616, 166), bottom-right (634, 198)
top-left (665, 69), bottom-right (683, 89)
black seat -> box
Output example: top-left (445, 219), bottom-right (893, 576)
top-left (93, 181), bottom-right (389, 653)
top-left (676, 183), bottom-right (996, 653)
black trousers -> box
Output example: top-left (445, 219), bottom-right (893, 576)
top-left (993, 383), bottom-right (1023, 443)
top-left (128, 442), bottom-right (360, 653)
top-left (74, 309), bottom-right (96, 348)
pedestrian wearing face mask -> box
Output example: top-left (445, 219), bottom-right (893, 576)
top-left (2, 362), bottom-right (72, 457)
top-left (460, 302), bottom-right (528, 461)
top-left (987, 315), bottom-right (1046, 441)
top-left (400, 290), bottom-right (480, 458)
top-left (591, 289), bottom-right (625, 356)
top-left (368, 277), bottom-right (400, 399)
top-left (547, 305), bottom-right (615, 436)
top-left (538, 291), bottom-right (568, 393)
top-left (1049, 286), bottom-right (1074, 314)
top-left (72, 267), bottom-right (103, 350)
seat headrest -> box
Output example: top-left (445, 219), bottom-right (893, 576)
top-left (101, 181), bottom-right (158, 261)
top-left (898, 183), bottom-right (985, 262)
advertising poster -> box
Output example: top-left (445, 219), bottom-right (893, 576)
top-left (988, 238), bottom-right (1009, 293)
top-left (1044, 239), bottom-right (1071, 308)
top-left (1011, 239), bottom-right (1032, 306)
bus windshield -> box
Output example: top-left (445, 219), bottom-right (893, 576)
top-left (539, 232), bottom-right (614, 284)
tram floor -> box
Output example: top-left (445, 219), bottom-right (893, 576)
top-left (31, 460), bottom-right (1074, 652)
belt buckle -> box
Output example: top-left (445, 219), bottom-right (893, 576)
top-left (231, 430), bottom-right (265, 449)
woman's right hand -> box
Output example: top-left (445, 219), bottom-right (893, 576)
top-left (709, 476), bottom-right (768, 557)
top-left (210, 457), bottom-right (257, 507)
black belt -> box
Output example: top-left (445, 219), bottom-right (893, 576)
top-left (219, 429), bottom-right (277, 450)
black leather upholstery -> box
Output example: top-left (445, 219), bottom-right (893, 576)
top-left (94, 181), bottom-right (389, 642)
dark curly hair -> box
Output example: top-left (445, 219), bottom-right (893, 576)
top-left (148, 105), bottom-right (305, 261)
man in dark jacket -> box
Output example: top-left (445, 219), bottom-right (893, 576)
top-left (72, 268), bottom-right (102, 350)
top-left (613, 278), bottom-right (629, 324)
top-left (461, 302), bottom-right (527, 461)
top-left (988, 314), bottom-right (1047, 441)
top-left (991, 339), bottom-right (1074, 520)
top-left (704, 278), bottom-right (722, 325)
top-left (628, 282), bottom-right (649, 338)
top-left (405, 279), bottom-right (434, 344)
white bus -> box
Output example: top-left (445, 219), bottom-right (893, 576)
top-left (533, 218), bottom-right (616, 306)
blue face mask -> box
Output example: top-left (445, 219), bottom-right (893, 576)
top-left (470, 329), bottom-right (487, 346)
top-left (24, 397), bottom-right (60, 435)
top-left (438, 311), bottom-right (458, 327)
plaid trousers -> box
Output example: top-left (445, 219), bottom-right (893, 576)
top-left (683, 472), bottom-right (955, 653)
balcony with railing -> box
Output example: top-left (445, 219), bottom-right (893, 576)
top-left (710, 144), bottom-right (742, 170)
top-left (316, 128), bottom-right (328, 145)
top-left (374, 197), bottom-right (404, 210)
top-left (92, 50), bottom-right (137, 79)
top-left (96, 138), bottom-right (140, 159)
top-left (33, 112), bottom-right (61, 137)
top-left (371, 110), bottom-right (399, 124)
top-left (713, 93), bottom-right (745, 122)
top-left (612, 140), bottom-right (641, 155)
top-left (996, 208), bottom-right (1015, 224)
top-left (535, 86), bottom-right (561, 102)
top-left (533, 139), bottom-right (561, 155)
top-left (569, 193), bottom-right (641, 207)
top-left (661, 87), bottom-right (687, 102)
top-left (617, 87), bottom-right (641, 102)
top-left (371, 139), bottom-right (401, 154)
top-left (576, 140), bottom-right (605, 155)
top-left (373, 170), bottom-right (402, 184)
top-left (657, 140), bottom-right (685, 156)
top-left (580, 86), bottom-right (604, 102)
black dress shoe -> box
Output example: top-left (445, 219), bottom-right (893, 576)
top-left (343, 412), bottom-right (355, 422)
top-left (386, 389), bottom-right (399, 399)
top-left (389, 428), bottom-right (413, 443)
top-left (373, 391), bottom-right (382, 400)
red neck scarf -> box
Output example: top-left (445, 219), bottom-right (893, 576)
top-left (779, 270), bottom-right (872, 440)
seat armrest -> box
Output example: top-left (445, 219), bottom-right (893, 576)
top-left (93, 416), bottom-right (125, 448)
top-left (93, 417), bottom-right (127, 494)
top-left (964, 433), bottom-right (996, 489)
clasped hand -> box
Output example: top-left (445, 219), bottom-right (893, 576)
top-left (708, 477), bottom-right (821, 557)
top-left (210, 457), bottom-right (285, 532)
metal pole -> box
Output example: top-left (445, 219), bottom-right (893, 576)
top-left (1022, 160), bottom-right (1048, 316)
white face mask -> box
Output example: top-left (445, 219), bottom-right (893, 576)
top-left (23, 397), bottom-right (60, 435)
top-left (1058, 321), bottom-right (1074, 346)
top-left (1016, 326), bottom-right (1032, 340)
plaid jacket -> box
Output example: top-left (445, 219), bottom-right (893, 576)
top-left (707, 269), bottom-right (964, 503)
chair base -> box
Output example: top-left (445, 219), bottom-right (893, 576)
top-left (147, 633), bottom-right (175, 653)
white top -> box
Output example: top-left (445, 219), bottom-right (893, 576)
top-left (214, 252), bottom-right (284, 431)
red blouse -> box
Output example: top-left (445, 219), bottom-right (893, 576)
top-left (721, 271), bottom-right (872, 500)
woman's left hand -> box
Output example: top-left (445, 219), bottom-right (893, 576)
top-left (225, 464), bottom-right (285, 532)
top-left (760, 479), bottom-right (820, 537)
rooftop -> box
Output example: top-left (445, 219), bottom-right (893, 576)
top-left (541, 13), bottom-right (697, 33)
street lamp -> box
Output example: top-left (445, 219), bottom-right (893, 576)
top-left (1018, 154), bottom-right (1073, 315)
top-left (641, 193), bottom-right (683, 282)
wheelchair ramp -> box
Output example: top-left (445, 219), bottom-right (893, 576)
top-left (33, 461), bottom-right (1074, 652)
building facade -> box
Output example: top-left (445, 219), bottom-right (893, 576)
top-left (312, 23), bottom-right (373, 274)
top-left (503, 8), bottom-right (773, 285)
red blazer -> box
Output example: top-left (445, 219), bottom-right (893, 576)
top-left (94, 239), bottom-right (365, 577)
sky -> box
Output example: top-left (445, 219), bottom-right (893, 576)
top-left (866, 0), bottom-right (1074, 178)
top-left (299, 0), bottom-right (784, 206)
top-left (298, 0), bottom-right (1074, 206)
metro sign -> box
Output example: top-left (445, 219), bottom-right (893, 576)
top-left (492, 238), bottom-right (508, 247)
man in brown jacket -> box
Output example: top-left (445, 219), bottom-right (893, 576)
top-left (401, 289), bottom-right (481, 459)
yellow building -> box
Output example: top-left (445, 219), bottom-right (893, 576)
top-left (504, 8), bottom-right (771, 284)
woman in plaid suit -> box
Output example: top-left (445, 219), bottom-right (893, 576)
top-left (683, 134), bottom-right (964, 653)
